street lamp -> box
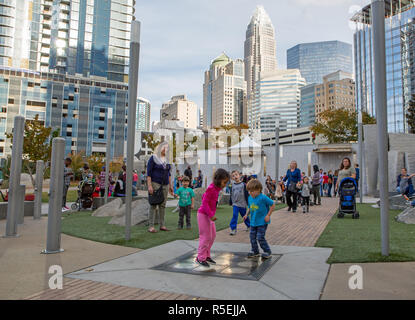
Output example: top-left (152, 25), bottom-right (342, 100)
top-left (372, 0), bottom-right (389, 256)
top-left (104, 108), bottom-right (113, 204)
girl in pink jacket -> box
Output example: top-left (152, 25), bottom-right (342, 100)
top-left (196, 169), bottom-right (230, 267)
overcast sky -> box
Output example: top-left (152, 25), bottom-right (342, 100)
top-left (134, 0), bottom-right (369, 125)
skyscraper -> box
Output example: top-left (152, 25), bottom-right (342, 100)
top-left (244, 5), bottom-right (278, 128)
top-left (136, 97), bottom-right (151, 132)
top-left (0, 0), bottom-right (135, 82)
top-left (352, 0), bottom-right (415, 133)
top-left (160, 95), bottom-right (198, 130)
top-left (287, 41), bottom-right (353, 84)
top-left (203, 53), bottom-right (247, 129)
top-left (252, 69), bottom-right (306, 133)
top-left (0, 0), bottom-right (136, 158)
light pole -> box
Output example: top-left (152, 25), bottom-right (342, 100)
top-left (4, 115), bottom-right (24, 238)
top-left (275, 127), bottom-right (280, 181)
top-left (104, 108), bottom-right (113, 204)
top-left (358, 111), bottom-right (363, 204)
top-left (372, 0), bottom-right (389, 256)
top-left (42, 138), bottom-right (65, 254)
top-left (125, 20), bottom-right (141, 241)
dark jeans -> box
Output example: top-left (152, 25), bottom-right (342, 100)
top-left (250, 224), bottom-right (271, 254)
top-left (286, 190), bottom-right (298, 210)
top-left (302, 196), bottom-right (310, 209)
top-left (100, 188), bottom-right (105, 197)
top-left (230, 206), bottom-right (250, 231)
top-left (63, 184), bottom-right (69, 207)
top-left (178, 205), bottom-right (191, 228)
top-left (328, 184), bottom-right (333, 197)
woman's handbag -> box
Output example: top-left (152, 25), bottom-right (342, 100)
top-left (288, 182), bottom-right (297, 193)
top-left (148, 185), bottom-right (164, 205)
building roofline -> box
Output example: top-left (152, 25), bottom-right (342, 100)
top-left (350, 0), bottom-right (415, 24)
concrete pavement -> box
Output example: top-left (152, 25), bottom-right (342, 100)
top-left (321, 262), bottom-right (415, 299)
top-left (0, 217), bottom-right (139, 300)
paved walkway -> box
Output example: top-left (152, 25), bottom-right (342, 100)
top-left (21, 198), bottom-right (336, 300)
top-left (0, 217), bottom-right (139, 300)
top-left (25, 278), bottom-right (204, 300)
top-left (216, 197), bottom-right (338, 247)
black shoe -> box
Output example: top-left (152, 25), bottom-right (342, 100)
top-left (206, 257), bottom-right (216, 264)
top-left (287, 207), bottom-right (292, 212)
top-left (247, 252), bottom-right (260, 258)
top-left (292, 209), bottom-right (297, 213)
top-left (196, 258), bottom-right (210, 267)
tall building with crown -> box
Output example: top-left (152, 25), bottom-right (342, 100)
top-left (244, 5), bottom-right (278, 129)
top-left (203, 53), bottom-right (247, 129)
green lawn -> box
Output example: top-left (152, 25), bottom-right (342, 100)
top-left (42, 190), bottom-right (78, 203)
top-left (61, 203), bottom-right (286, 250)
top-left (315, 204), bottom-right (415, 263)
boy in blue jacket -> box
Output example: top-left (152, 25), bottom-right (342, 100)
top-left (229, 170), bottom-right (250, 235)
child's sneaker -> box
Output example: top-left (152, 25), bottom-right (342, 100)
top-left (196, 258), bottom-right (210, 267)
top-left (261, 252), bottom-right (271, 259)
top-left (206, 257), bottom-right (216, 264)
top-left (230, 229), bottom-right (236, 236)
top-left (247, 252), bottom-right (260, 258)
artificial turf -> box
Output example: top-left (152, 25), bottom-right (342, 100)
top-left (61, 203), bottom-right (286, 250)
top-left (315, 203), bottom-right (415, 263)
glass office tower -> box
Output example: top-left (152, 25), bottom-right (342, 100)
top-left (352, 0), bottom-right (415, 133)
top-left (136, 97), bottom-right (151, 132)
top-left (287, 40), bottom-right (353, 85)
top-left (300, 84), bottom-right (317, 128)
top-left (0, 0), bottom-right (135, 158)
top-left (252, 69), bottom-right (306, 133)
top-left (0, 66), bottom-right (128, 157)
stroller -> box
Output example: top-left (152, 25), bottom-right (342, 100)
top-left (337, 177), bottom-right (360, 219)
top-left (71, 179), bottom-right (97, 211)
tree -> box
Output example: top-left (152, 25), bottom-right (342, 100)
top-left (311, 109), bottom-right (376, 144)
top-left (6, 114), bottom-right (60, 188)
top-left (407, 94), bottom-right (415, 134)
top-left (109, 156), bottom-right (124, 175)
top-left (69, 151), bottom-right (86, 181)
top-left (87, 154), bottom-right (105, 175)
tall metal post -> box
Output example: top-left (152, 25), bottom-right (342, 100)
top-left (372, 0), bottom-right (389, 256)
top-left (17, 185), bottom-right (26, 225)
top-left (125, 20), bottom-right (141, 240)
top-left (275, 127), bottom-right (280, 181)
top-left (4, 115), bottom-right (25, 238)
top-left (105, 109), bottom-right (113, 204)
top-left (34, 160), bottom-right (44, 219)
top-left (42, 138), bottom-right (65, 254)
top-left (358, 112), bottom-right (363, 204)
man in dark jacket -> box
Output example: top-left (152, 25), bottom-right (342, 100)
top-left (184, 166), bottom-right (193, 188)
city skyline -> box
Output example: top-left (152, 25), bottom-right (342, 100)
top-left (135, 0), bottom-right (367, 125)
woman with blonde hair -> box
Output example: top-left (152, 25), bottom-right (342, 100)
top-left (283, 160), bottom-right (302, 212)
top-left (146, 141), bottom-right (174, 233)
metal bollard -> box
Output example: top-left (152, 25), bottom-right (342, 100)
top-left (42, 138), bottom-right (65, 254)
top-left (34, 160), bottom-right (44, 220)
top-left (17, 185), bottom-right (26, 225)
top-left (4, 115), bottom-right (25, 238)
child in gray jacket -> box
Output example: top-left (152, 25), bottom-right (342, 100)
top-left (300, 176), bottom-right (312, 213)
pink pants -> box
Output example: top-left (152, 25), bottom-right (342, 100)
top-left (197, 212), bottom-right (216, 261)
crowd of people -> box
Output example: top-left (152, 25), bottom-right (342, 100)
top-left (61, 159), bottom-right (142, 212)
